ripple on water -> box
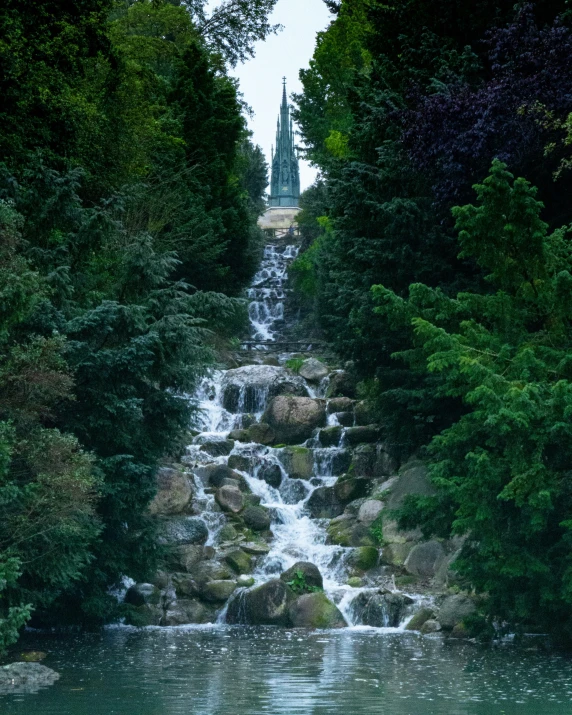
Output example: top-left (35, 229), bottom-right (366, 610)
top-left (3, 628), bottom-right (572, 715)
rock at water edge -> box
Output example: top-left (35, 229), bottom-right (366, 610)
top-left (288, 592), bottom-right (346, 629)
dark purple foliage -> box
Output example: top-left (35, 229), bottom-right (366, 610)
top-left (403, 5), bottom-right (572, 222)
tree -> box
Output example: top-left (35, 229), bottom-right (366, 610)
top-left (373, 161), bottom-right (572, 640)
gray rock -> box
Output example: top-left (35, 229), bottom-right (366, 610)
top-left (327, 397), bottom-right (354, 414)
top-left (350, 591), bottom-right (414, 628)
top-left (163, 599), bottom-right (214, 626)
top-left (258, 462), bottom-right (282, 488)
top-left (222, 365), bottom-right (309, 413)
top-left (438, 595), bottom-right (477, 630)
top-left (167, 544), bottom-right (214, 572)
top-left (215, 485), bottom-right (244, 513)
top-left (148, 467), bottom-right (193, 516)
top-left (386, 462), bottom-right (435, 510)
top-left (306, 486), bottom-right (344, 519)
top-left (226, 578), bottom-right (291, 625)
top-left (195, 464), bottom-right (245, 489)
top-left (357, 499), bottom-right (384, 525)
top-left (159, 517), bottom-right (208, 546)
top-left (247, 422), bottom-right (276, 445)
top-left (335, 411), bottom-right (354, 427)
top-left (228, 429), bottom-right (249, 442)
top-left (334, 475), bottom-right (371, 503)
top-left (319, 426), bottom-right (342, 447)
top-left (421, 619), bottom-right (442, 635)
top-left (237, 575), bottom-right (255, 587)
top-left (124, 583), bottom-right (162, 607)
top-left (405, 607), bottom-right (435, 631)
top-left (345, 425), bottom-right (381, 445)
top-left (279, 478), bottom-right (309, 504)
top-left (280, 562), bottom-right (323, 590)
top-left (263, 396), bottom-right (326, 445)
top-left (225, 549), bottom-right (253, 574)
top-left (200, 439), bottom-right (234, 457)
top-left (241, 541), bottom-right (270, 555)
top-left (0, 663), bottom-right (60, 692)
top-left (298, 358), bottom-right (329, 382)
top-left (279, 446), bottom-right (314, 479)
top-left (242, 505), bottom-right (271, 531)
top-left (326, 371), bottom-right (357, 399)
top-left (172, 572), bottom-right (200, 597)
top-left (288, 592), bottom-right (346, 629)
top-left (228, 454), bottom-right (251, 472)
top-left (202, 580), bottom-right (237, 603)
top-left (354, 400), bottom-right (376, 426)
top-left (404, 541), bottom-right (446, 579)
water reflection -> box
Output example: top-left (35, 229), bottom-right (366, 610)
top-left (2, 627), bottom-right (572, 714)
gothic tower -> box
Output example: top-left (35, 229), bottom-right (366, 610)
top-left (269, 79), bottom-right (300, 207)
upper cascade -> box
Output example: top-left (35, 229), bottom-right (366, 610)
top-left (269, 79), bottom-right (300, 208)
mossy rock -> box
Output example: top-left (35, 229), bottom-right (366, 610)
top-left (350, 546), bottom-right (379, 571)
top-left (225, 549), bottom-right (253, 574)
top-left (288, 592), bottom-right (346, 629)
top-left (347, 577), bottom-right (364, 588)
top-left (242, 505), bottom-right (271, 531)
top-left (279, 446), bottom-right (314, 480)
top-left (405, 607), bottom-right (435, 631)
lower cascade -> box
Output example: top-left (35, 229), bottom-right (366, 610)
top-left (124, 237), bottom-right (464, 634)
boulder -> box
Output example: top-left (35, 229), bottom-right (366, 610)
top-left (288, 592), bottom-right (346, 629)
top-left (334, 475), bottom-right (371, 503)
top-left (350, 591), bottom-right (413, 628)
top-left (349, 546), bottom-right (379, 571)
top-left (385, 462), bottom-right (435, 510)
top-left (226, 549), bottom-right (253, 574)
top-left (124, 583), bottom-right (162, 607)
top-left (354, 400), bottom-right (376, 426)
top-left (319, 426), bottom-right (343, 447)
top-left (306, 486), bottom-right (344, 519)
top-left (298, 358), bottom-right (329, 382)
top-left (404, 541), bottom-right (446, 579)
top-left (380, 542), bottom-right (414, 567)
top-left (159, 517), bottom-right (208, 546)
top-left (279, 446), bottom-right (314, 480)
top-left (0, 663), bottom-right (60, 691)
top-left (201, 580), bottom-right (237, 603)
top-left (438, 595), bottom-right (477, 630)
top-left (226, 578), bottom-right (291, 625)
top-left (191, 560), bottom-right (233, 586)
top-left (247, 423), bottom-right (276, 445)
top-left (357, 499), bottom-right (384, 525)
top-left (172, 573), bottom-right (200, 598)
top-left (215, 485), bottom-right (244, 513)
top-left (167, 544), bottom-right (214, 572)
top-left (421, 619), bottom-right (442, 635)
top-left (345, 425), bottom-right (381, 446)
top-left (228, 429), bottom-right (249, 443)
top-left (327, 397), bottom-right (354, 414)
top-left (263, 396), bottom-right (326, 445)
top-left (405, 607), bottom-right (435, 631)
top-left (351, 444), bottom-right (395, 479)
top-left (242, 505), bottom-right (271, 531)
top-left (279, 478), bottom-right (309, 504)
top-left (326, 514), bottom-right (354, 546)
top-left (326, 371), bottom-right (357, 399)
top-left (237, 575), bottom-right (255, 587)
top-left (148, 467), bottom-right (193, 516)
top-left (241, 541), bottom-right (270, 555)
top-left (195, 464), bottom-right (244, 489)
top-left (222, 365), bottom-right (309, 413)
top-left (280, 562), bottom-right (324, 591)
top-left (228, 454), bottom-right (251, 472)
top-left (200, 439), bottom-right (234, 457)
top-left (163, 599), bottom-right (214, 626)
top-left (335, 411), bottom-right (354, 427)
top-left (258, 462), bottom-right (282, 488)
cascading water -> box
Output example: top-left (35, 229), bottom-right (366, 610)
top-left (183, 236), bottom-right (424, 629)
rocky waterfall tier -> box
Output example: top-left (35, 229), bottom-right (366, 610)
top-left (124, 239), bottom-right (474, 636)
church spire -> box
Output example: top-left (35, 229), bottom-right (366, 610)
top-left (269, 79), bottom-right (300, 208)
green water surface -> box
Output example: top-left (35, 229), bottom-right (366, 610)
top-left (2, 626), bottom-right (571, 714)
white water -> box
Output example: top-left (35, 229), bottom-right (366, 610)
top-left (184, 238), bottom-right (424, 628)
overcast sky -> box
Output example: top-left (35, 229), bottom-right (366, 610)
top-left (229, 0), bottom-right (333, 192)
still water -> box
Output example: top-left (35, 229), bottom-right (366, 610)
top-left (2, 626), bottom-right (572, 715)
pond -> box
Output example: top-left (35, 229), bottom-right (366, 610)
top-left (3, 626), bottom-right (572, 714)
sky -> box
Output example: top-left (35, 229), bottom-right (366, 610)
top-left (229, 0), bottom-right (333, 192)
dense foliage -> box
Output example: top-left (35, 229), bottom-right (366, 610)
top-left (293, 0), bottom-right (572, 639)
top-left (0, 0), bottom-right (273, 647)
